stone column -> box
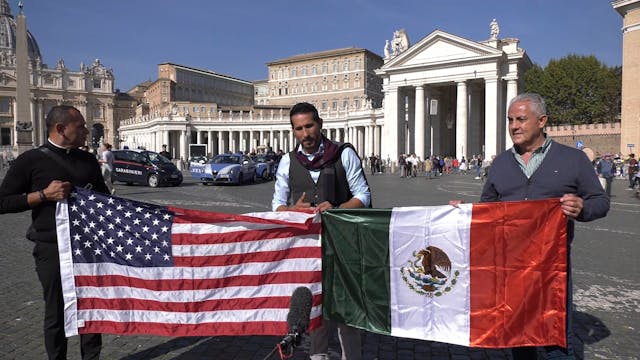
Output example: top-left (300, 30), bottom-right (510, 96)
top-left (279, 130), bottom-right (285, 151)
top-left (415, 85), bottom-right (425, 159)
top-left (407, 90), bottom-right (415, 154)
top-left (484, 78), bottom-right (499, 159)
top-left (179, 130), bottom-right (186, 168)
top-left (357, 126), bottom-right (364, 155)
top-left (382, 88), bottom-right (399, 161)
top-left (249, 130), bottom-right (254, 152)
top-left (230, 130), bottom-right (237, 153)
top-left (197, 130), bottom-right (203, 144)
top-left (374, 125), bottom-right (381, 156)
top-left (269, 130), bottom-right (274, 150)
top-left (505, 79), bottom-right (518, 149)
top-left (218, 130), bottom-right (224, 155)
top-left (456, 81), bottom-right (468, 160)
top-left (36, 100), bottom-right (44, 145)
top-left (207, 131), bottom-right (213, 156)
top-left (289, 130), bottom-right (294, 151)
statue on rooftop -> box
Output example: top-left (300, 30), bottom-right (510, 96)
top-left (490, 18), bottom-right (499, 40)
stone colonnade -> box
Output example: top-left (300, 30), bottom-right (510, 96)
top-left (118, 109), bottom-right (384, 162)
top-left (383, 78), bottom-right (519, 162)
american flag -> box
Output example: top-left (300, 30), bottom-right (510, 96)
top-left (56, 187), bottom-right (322, 337)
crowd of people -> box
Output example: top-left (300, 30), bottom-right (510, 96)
top-left (362, 153), bottom-right (493, 180)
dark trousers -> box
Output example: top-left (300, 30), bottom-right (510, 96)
top-left (33, 241), bottom-right (102, 360)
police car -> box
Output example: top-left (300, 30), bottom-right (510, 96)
top-left (112, 149), bottom-right (183, 187)
top-left (189, 153), bottom-right (257, 185)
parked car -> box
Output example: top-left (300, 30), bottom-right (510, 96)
top-left (190, 153), bottom-right (257, 185)
top-left (112, 149), bottom-right (183, 187)
top-left (253, 154), bottom-right (275, 180)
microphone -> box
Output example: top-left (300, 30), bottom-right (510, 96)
top-left (280, 286), bottom-right (313, 348)
top-left (263, 287), bottom-right (313, 360)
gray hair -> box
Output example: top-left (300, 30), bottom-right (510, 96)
top-left (509, 93), bottom-right (547, 118)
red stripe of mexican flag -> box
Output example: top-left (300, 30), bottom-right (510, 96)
top-left (321, 198), bottom-right (567, 348)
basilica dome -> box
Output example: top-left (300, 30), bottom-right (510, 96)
top-left (0, 0), bottom-right (42, 61)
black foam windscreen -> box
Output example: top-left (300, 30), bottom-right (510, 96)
top-left (286, 286), bottom-right (313, 334)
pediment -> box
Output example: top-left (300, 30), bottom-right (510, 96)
top-left (381, 30), bottom-right (503, 69)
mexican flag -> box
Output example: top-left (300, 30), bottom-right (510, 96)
top-left (321, 198), bottom-right (568, 348)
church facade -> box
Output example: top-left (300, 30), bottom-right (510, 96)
top-left (1, 0), bottom-right (119, 158)
top-left (377, 27), bottom-right (531, 162)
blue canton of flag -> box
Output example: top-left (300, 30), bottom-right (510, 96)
top-left (68, 187), bottom-right (174, 267)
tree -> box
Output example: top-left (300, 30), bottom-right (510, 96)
top-left (523, 55), bottom-right (621, 125)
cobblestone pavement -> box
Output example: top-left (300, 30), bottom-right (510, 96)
top-left (1, 170), bottom-right (638, 359)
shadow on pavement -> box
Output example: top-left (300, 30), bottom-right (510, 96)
top-left (571, 310), bottom-right (611, 358)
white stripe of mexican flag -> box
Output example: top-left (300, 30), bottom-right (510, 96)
top-left (321, 198), bottom-right (568, 349)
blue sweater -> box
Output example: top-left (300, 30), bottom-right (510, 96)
top-left (481, 141), bottom-right (609, 239)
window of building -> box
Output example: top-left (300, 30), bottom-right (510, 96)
top-left (354, 59), bottom-right (361, 70)
top-left (343, 100), bottom-right (349, 109)
top-left (68, 79), bottom-right (75, 88)
top-left (343, 60), bottom-right (349, 71)
top-left (94, 106), bottom-right (102, 118)
top-left (284, 68), bottom-right (289, 78)
top-left (44, 75), bottom-right (54, 85)
top-left (332, 61), bottom-right (338, 73)
top-left (354, 99), bottom-right (360, 109)
top-left (0, 98), bottom-right (10, 113)
top-left (278, 69), bottom-right (283, 79)
top-left (301, 66), bottom-right (307, 76)
top-left (193, 106), bottom-right (198, 113)
top-left (292, 67), bottom-right (297, 77)
top-left (321, 102), bottom-right (327, 111)
top-left (1, 127), bottom-right (11, 145)
top-left (332, 101), bottom-right (337, 110)
top-left (322, 62), bottom-right (328, 74)
top-left (312, 65), bottom-right (317, 75)
top-left (93, 79), bottom-right (101, 89)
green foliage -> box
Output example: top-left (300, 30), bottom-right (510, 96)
top-left (523, 55), bottom-right (621, 125)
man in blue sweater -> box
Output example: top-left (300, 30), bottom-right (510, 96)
top-left (481, 93), bottom-right (609, 359)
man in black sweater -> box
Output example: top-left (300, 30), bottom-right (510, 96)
top-left (481, 93), bottom-right (609, 359)
top-left (0, 105), bottom-right (108, 359)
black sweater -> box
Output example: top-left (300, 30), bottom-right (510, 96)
top-left (0, 142), bottom-right (108, 243)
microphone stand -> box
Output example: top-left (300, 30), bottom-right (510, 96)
top-left (261, 332), bottom-right (299, 360)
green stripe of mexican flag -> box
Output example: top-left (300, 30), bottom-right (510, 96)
top-left (321, 198), bottom-right (568, 348)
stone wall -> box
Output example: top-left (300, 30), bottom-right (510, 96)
top-left (545, 122), bottom-right (623, 155)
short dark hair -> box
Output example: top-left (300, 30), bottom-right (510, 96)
top-left (289, 102), bottom-right (321, 127)
top-left (45, 105), bottom-right (81, 132)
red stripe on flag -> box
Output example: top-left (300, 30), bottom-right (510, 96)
top-left (469, 199), bottom-right (567, 348)
top-left (75, 271), bottom-right (322, 290)
top-left (77, 293), bottom-right (324, 313)
top-left (172, 223), bottom-right (322, 245)
top-left (80, 316), bottom-right (324, 337)
top-left (173, 247), bottom-right (321, 267)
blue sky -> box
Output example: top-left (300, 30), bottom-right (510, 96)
top-left (16, 0), bottom-right (623, 92)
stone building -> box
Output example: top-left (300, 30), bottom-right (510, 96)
top-left (264, 47), bottom-right (384, 110)
top-left (118, 23), bottom-right (533, 165)
top-left (1, 0), bottom-right (117, 156)
top-left (613, 0), bottom-right (640, 156)
top-left (376, 25), bottom-right (531, 162)
top-left (118, 63), bottom-right (280, 161)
